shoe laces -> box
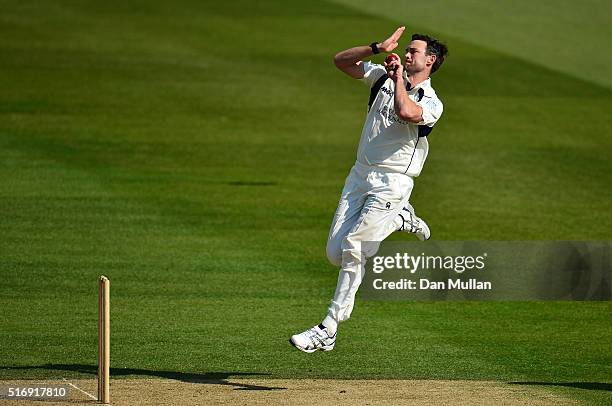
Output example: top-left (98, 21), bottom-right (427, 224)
top-left (409, 219), bottom-right (423, 234)
top-left (305, 326), bottom-right (329, 340)
top-left (401, 209), bottom-right (422, 233)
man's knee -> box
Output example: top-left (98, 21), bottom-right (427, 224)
top-left (341, 234), bottom-right (380, 264)
top-left (340, 235), bottom-right (363, 268)
top-left (326, 240), bottom-right (342, 267)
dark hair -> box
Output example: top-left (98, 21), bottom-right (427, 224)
top-left (411, 34), bottom-right (448, 74)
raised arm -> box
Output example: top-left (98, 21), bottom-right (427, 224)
top-left (333, 26), bottom-right (406, 79)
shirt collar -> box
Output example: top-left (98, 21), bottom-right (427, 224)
top-left (406, 77), bottom-right (431, 91)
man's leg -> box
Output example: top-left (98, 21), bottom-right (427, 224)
top-left (290, 167), bottom-right (366, 353)
top-left (324, 171), bottom-right (414, 331)
top-left (291, 186), bottom-right (409, 354)
top-left (291, 170), bottom-right (413, 353)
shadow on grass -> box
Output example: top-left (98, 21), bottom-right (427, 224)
top-left (0, 364), bottom-right (286, 391)
top-left (509, 382), bottom-right (611, 392)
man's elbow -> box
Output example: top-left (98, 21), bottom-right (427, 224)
top-left (398, 109), bottom-right (422, 123)
top-left (333, 54), bottom-right (344, 69)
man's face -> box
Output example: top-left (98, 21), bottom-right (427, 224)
top-left (404, 40), bottom-right (435, 75)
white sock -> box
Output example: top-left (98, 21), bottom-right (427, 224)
top-left (321, 315), bottom-right (338, 336)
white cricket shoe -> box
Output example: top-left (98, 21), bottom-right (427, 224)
top-left (398, 206), bottom-right (431, 241)
top-left (289, 325), bottom-right (336, 353)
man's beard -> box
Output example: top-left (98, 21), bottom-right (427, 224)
top-left (404, 64), bottom-right (420, 75)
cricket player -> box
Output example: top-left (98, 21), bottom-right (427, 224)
top-left (290, 27), bottom-right (448, 353)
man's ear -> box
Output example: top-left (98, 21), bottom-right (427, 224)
top-left (426, 54), bottom-right (437, 68)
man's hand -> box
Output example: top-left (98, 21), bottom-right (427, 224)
top-left (384, 53), bottom-right (404, 82)
top-left (333, 26), bottom-right (406, 79)
top-left (378, 26), bottom-right (405, 53)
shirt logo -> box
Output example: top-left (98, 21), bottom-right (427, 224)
top-left (380, 86), bottom-right (393, 96)
top-left (426, 98), bottom-right (439, 110)
top-left (377, 105), bottom-right (409, 126)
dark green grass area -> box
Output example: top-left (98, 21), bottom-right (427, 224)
top-left (1, 0), bottom-right (611, 404)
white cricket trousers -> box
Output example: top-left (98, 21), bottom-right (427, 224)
top-left (325, 161), bottom-right (414, 323)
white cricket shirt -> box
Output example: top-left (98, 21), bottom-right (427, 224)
top-left (356, 61), bottom-right (443, 177)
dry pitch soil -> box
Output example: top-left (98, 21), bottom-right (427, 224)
top-left (0, 378), bottom-right (578, 405)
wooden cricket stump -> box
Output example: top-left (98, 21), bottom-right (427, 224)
top-left (98, 276), bottom-right (110, 404)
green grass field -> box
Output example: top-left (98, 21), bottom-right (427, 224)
top-left (1, 0), bottom-right (611, 404)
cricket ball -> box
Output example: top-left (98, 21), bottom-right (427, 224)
top-left (385, 53), bottom-right (400, 64)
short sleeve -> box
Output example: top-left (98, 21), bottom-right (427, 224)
top-left (359, 61), bottom-right (387, 88)
top-left (417, 95), bottom-right (443, 127)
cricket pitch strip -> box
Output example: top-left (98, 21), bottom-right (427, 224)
top-left (0, 378), bottom-right (578, 405)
